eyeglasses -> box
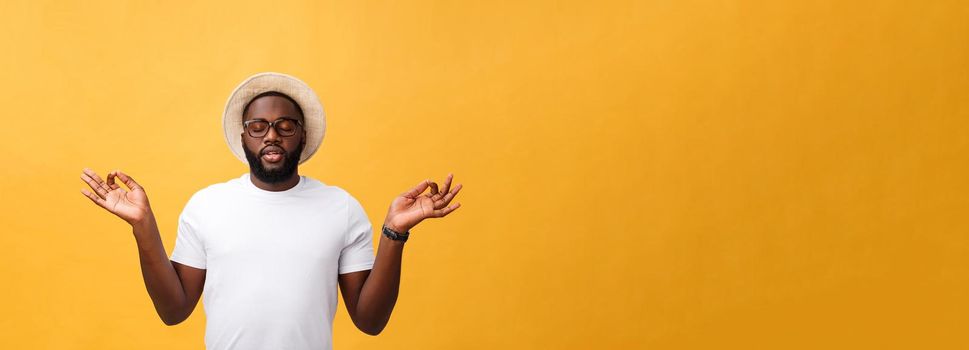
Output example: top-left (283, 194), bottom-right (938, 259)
top-left (243, 118), bottom-right (303, 138)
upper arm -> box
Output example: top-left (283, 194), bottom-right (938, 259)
top-left (338, 269), bottom-right (370, 322)
top-left (172, 261), bottom-right (206, 316)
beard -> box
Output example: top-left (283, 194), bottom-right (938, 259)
top-left (243, 141), bottom-right (304, 184)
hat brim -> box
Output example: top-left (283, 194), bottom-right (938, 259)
top-left (223, 72), bottom-right (325, 165)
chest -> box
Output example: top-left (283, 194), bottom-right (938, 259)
top-left (197, 198), bottom-right (347, 269)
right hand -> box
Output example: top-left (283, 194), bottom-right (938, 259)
top-left (80, 168), bottom-right (151, 225)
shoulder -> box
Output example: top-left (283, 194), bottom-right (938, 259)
top-left (333, 186), bottom-right (368, 218)
top-left (302, 176), bottom-right (356, 203)
top-left (304, 178), bottom-right (370, 220)
top-left (182, 175), bottom-right (246, 211)
top-left (299, 178), bottom-right (368, 225)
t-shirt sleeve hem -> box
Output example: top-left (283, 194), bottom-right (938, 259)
top-left (338, 261), bottom-right (374, 275)
top-left (170, 254), bottom-right (206, 269)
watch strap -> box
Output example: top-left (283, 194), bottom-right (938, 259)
top-left (382, 225), bottom-right (410, 242)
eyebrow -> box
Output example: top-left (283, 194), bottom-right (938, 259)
top-left (244, 116), bottom-right (302, 122)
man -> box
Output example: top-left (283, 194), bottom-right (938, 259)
top-left (78, 72), bottom-right (462, 349)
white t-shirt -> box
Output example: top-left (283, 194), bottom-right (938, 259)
top-left (170, 173), bottom-right (375, 350)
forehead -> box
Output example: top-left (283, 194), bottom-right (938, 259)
top-left (243, 95), bottom-right (303, 121)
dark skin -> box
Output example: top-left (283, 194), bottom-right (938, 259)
top-left (79, 95), bottom-right (463, 335)
top-left (241, 94), bottom-right (305, 192)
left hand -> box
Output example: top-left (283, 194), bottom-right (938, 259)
top-left (384, 173), bottom-right (463, 233)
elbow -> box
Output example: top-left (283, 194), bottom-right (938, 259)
top-left (159, 309), bottom-right (190, 326)
top-left (360, 326), bottom-right (384, 336)
top-left (161, 316), bottom-right (184, 326)
top-left (356, 320), bottom-right (387, 336)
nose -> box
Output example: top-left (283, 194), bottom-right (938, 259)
top-left (262, 125), bottom-right (281, 144)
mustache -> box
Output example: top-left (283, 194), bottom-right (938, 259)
top-left (261, 146), bottom-right (285, 155)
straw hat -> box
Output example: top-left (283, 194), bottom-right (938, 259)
top-left (222, 72), bottom-right (326, 165)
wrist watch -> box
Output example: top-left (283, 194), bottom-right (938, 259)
top-left (382, 225), bottom-right (410, 242)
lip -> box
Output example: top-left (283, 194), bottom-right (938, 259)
top-left (261, 146), bottom-right (284, 155)
top-left (261, 147), bottom-right (285, 163)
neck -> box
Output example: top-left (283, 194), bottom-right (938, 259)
top-left (250, 171), bottom-right (300, 192)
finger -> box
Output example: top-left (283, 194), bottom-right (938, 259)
top-left (80, 171), bottom-right (110, 199)
top-left (116, 171), bottom-right (143, 191)
top-left (106, 171), bottom-right (121, 190)
top-left (402, 179), bottom-right (431, 198)
top-left (434, 183), bottom-right (463, 208)
top-left (428, 181), bottom-right (439, 197)
top-left (80, 189), bottom-right (107, 209)
top-left (431, 202), bottom-right (461, 218)
top-left (439, 173), bottom-right (453, 196)
top-left (82, 168), bottom-right (112, 193)
top-left (431, 174), bottom-right (453, 202)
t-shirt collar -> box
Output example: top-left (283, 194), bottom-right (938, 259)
top-left (239, 173), bottom-right (306, 195)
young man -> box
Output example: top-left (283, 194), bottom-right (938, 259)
top-left (79, 72), bottom-right (462, 349)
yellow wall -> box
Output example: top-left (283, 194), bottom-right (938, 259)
top-left (0, 1), bottom-right (966, 348)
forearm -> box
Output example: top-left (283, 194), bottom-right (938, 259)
top-left (131, 211), bottom-right (189, 325)
top-left (349, 174), bottom-right (462, 334)
top-left (354, 229), bottom-right (406, 334)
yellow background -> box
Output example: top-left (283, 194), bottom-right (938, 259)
top-left (1, 1), bottom-right (966, 349)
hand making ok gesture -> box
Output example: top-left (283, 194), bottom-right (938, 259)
top-left (383, 173), bottom-right (463, 233)
top-left (79, 168), bottom-right (151, 225)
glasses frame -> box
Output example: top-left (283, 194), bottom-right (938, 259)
top-left (243, 117), bottom-right (304, 138)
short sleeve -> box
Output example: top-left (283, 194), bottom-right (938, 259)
top-left (339, 192), bottom-right (375, 274)
top-left (170, 198), bottom-right (207, 269)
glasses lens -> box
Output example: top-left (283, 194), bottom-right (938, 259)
top-left (247, 121), bottom-right (269, 137)
top-left (276, 119), bottom-right (297, 136)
